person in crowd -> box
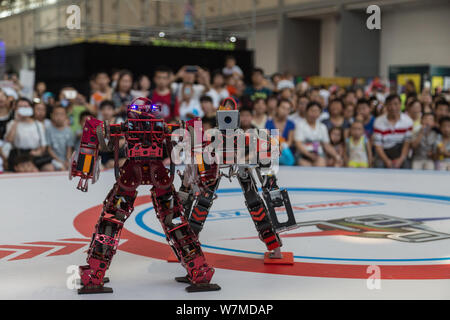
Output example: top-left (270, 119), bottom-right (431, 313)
top-left (406, 99), bottom-right (423, 134)
top-left (112, 70), bottom-right (134, 118)
top-left (419, 91), bottom-right (433, 113)
top-left (270, 73), bottom-right (282, 94)
top-left (345, 120), bottom-right (372, 168)
top-left (131, 75), bottom-right (151, 99)
top-left (373, 94), bottom-right (413, 169)
top-left (244, 68), bottom-right (272, 101)
top-left (343, 90), bottom-right (358, 108)
top-left (433, 99), bottom-right (450, 134)
top-left (90, 72), bottom-right (112, 110)
top-left (59, 86), bottom-right (93, 134)
top-left (289, 94), bottom-right (308, 125)
top-left (295, 102), bottom-right (342, 167)
top-left (322, 98), bottom-right (351, 133)
top-left (327, 127), bottom-right (345, 167)
top-left (46, 106), bottom-right (74, 171)
top-left (172, 66), bottom-right (208, 103)
top-left (96, 100), bottom-right (126, 168)
top-left (74, 111), bottom-right (94, 152)
top-left (178, 81), bottom-right (203, 121)
top-left (230, 78), bottom-right (248, 108)
top-left (222, 56), bottom-right (243, 79)
top-left (199, 94), bottom-right (216, 127)
top-left (11, 153), bottom-right (39, 173)
top-left (149, 66), bottom-right (179, 122)
top-left (265, 99), bottom-right (295, 149)
top-left (343, 103), bottom-right (356, 125)
top-left (266, 94), bottom-right (278, 119)
top-left (0, 89), bottom-right (13, 140)
top-left (33, 81), bottom-right (48, 101)
top-left (355, 98), bottom-right (375, 138)
top-left (410, 112), bottom-right (437, 170)
top-left (239, 107), bottom-right (255, 132)
top-left (5, 98), bottom-right (54, 172)
top-left (434, 116), bottom-right (450, 171)
top-left (34, 101), bottom-right (52, 129)
top-left (251, 98), bottom-right (268, 129)
top-left (110, 69), bottom-right (121, 90)
top-left (206, 70), bottom-right (229, 109)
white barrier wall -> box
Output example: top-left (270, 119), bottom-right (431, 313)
top-left (379, 3), bottom-right (450, 78)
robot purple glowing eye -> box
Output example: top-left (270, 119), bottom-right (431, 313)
top-left (151, 105), bottom-right (161, 112)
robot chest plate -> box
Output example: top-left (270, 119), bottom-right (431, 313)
top-left (127, 142), bottom-right (163, 160)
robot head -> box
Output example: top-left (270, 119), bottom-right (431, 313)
top-left (127, 97), bottom-right (161, 118)
top-left (217, 97), bottom-right (240, 130)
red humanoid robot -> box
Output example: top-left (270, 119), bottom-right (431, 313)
top-left (69, 98), bottom-right (220, 294)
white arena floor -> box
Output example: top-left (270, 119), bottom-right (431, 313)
top-left (1, 167), bottom-right (450, 300)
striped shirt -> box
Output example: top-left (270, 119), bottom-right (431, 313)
top-left (373, 113), bottom-right (413, 149)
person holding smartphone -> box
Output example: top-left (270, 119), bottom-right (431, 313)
top-left (5, 98), bottom-right (54, 172)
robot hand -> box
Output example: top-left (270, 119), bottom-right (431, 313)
top-left (69, 117), bottom-right (104, 192)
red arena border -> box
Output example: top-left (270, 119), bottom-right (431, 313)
top-left (74, 195), bottom-right (450, 280)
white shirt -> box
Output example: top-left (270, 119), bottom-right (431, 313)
top-left (6, 120), bottom-right (47, 150)
top-left (295, 118), bottom-right (329, 156)
top-left (373, 113), bottom-right (413, 149)
top-left (295, 119), bottom-right (330, 143)
top-left (171, 83), bottom-right (205, 102)
top-left (223, 65), bottom-right (243, 76)
top-left (179, 99), bottom-right (204, 121)
top-left (288, 113), bottom-right (304, 127)
top-left (206, 88), bottom-right (230, 109)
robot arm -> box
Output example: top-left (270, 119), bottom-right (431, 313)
top-left (69, 117), bottom-right (105, 192)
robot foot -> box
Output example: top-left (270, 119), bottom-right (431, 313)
top-left (175, 275), bottom-right (190, 283)
top-left (77, 285), bottom-right (113, 295)
top-left (76, 277), bottom-right (110, 286)
top-left (185, 283), bottom-right (221, 293)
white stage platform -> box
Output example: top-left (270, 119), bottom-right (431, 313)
top-left (1, 167), bottom-right (450, 300)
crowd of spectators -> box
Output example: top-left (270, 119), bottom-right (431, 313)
top-left (0, 55), bottom-right (449, 173)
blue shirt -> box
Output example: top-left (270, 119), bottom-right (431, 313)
top-left (265, 119), bottom-right (296, 141)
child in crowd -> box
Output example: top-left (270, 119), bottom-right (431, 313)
top-left (355, 98), bottom-right (375, 138)
top-left (435, 116), bottom-right (450, 171)
top-left (327, 127), bottom-right (345, 167)
top-left (411, 113), bottom-right (437, 170)
top-left (345, 121), bottom-right (372, 168)
top-left (97, 101), bottom-right (126, 168)
top-left (74, 111), bottom-right (93, 152)
top-left (46, 106), bottom-right (75, 171)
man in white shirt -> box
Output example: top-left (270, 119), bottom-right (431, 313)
top-left (373, 94), bottom-right (413, 169)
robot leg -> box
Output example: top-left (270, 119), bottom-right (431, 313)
top-left (237, 168), bottom-right (282, 251)
top-left (188, 177), bottom-right (220, 235)
top-left (78, 182), bottom-right (137, 294)
top-left (260, 173), bottom-right (296, 233)
top-left (151, 185), bottom-right (220, 292)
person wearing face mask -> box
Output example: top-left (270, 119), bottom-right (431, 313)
top-left (178, 83), bottom-right (204, 121)
top-left (5, 98), bottom-right (55, 172)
